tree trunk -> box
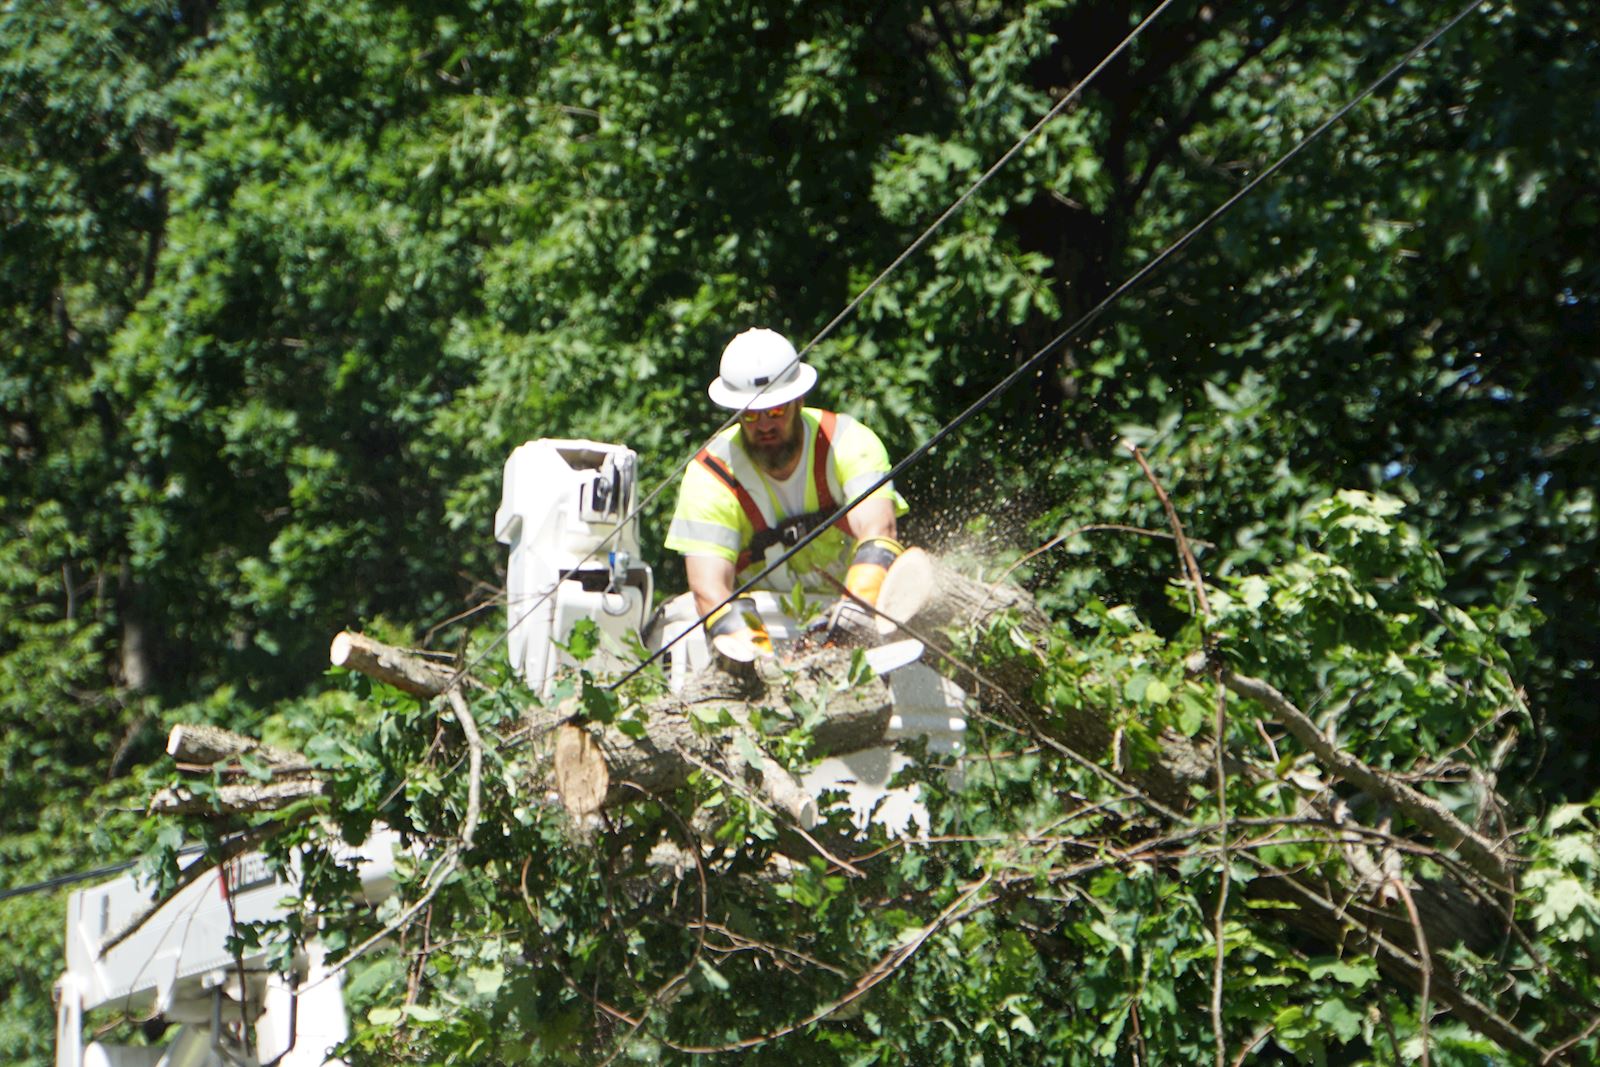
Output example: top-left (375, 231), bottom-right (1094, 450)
top-left (521, 649), bottom-right (891, 828)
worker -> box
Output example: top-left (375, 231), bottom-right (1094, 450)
top-left (665, 327), bottom-right (909, 661)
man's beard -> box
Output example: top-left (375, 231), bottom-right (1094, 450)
top-left (743, 411), bottom-right (804, 475)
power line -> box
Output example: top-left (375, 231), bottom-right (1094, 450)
top-left (609, 0), bottom-right (1487, 688)
top-left (792, 0), bottom-right (1182, 363)
top-left (0, 860), bottom-right (141, 902)
top-left (0, 846), bottom-right (206, 904)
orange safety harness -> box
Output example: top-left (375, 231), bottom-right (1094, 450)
top-left (693, 411), bottom-right (856, 573)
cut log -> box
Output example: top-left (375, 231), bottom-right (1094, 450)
top-left (529, 648), bottom-right (895, 816)
top-left (149, 778), bottom-right (327, 816)
top-left (330, 630), bottom-right (460, 698)
top-left (553, 723), bottom-right (610, 818)
top-left (887, 556), bottom-right (1050, 636)
top-left (167, 723), bottom-right (303, 769)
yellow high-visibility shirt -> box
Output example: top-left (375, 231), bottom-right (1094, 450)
top-left (665, 407), bottom-right (907, 592)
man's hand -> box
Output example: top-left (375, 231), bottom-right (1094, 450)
top-left (705, 596), bottom-right (774, 662)
top-left (844, 536), bottom-right (903, 606)
top-left (808, 536), bottom-right (908, 647)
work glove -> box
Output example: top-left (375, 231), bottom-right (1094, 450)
top-left (705, 596), bottom-right (774, 662)
top-left (819, 537), bottom-right (906, 645)
top-left (843, 536), bottom-right (904, 610)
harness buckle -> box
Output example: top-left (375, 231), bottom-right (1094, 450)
top-left (776, 515), bottom-right (811, 547)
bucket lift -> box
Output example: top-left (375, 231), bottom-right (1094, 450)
top-left (495, 440), bottom-right (654, 698)
top-left (55, 835), bottom-right (396, 1067)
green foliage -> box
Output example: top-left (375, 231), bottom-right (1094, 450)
top-left (4, 0), bottom-right (1598, 1063)
top-left (105, 494), bottom-right (1569, 1065)
top-left (1209, 490), bottom-right (1527, 771)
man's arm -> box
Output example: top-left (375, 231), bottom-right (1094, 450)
top-left (685, 554), bottom-right (738, 620)
top-left (687, 493), bottom-right (895, 616)
top-left (845, 494), bottom-right (898, 544)
top-left (686, 553), bottom-right (774, 660)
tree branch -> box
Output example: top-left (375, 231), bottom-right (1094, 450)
top-left (330, 630), bottom-right (462, 698)
top-left (1216, 665), bottom-right (1515, 888)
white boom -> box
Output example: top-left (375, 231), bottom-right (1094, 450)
top-left (495, 439), bottom-right (655, 697)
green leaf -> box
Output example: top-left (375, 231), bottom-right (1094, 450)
top-left (696, 958), bottom-right (730, 991)
top-left (691, 704), bottom-right (733, 729)
top-left (728, 730), bottom-right (762, 766)
top-left (1176, 690), bottom-right (1209, 736)
top-left (1312, 999), bottom-right (1364, 1043)
top-left (1546, 803), bottom-right (1593, 832)
top-left (1308, 958), bottom-right (1378, 990)
top-left (564, 618), bottom-right (600, 662)
top-left (579, 675), bottom-right (620, 724)
top-left (468, 964), bottom-right (504, 996)
top-left (848, 648), bottom-right (874, 687)
top-left (1529, 874), bottom-right (1598, 935)
top-left (237, 753), bottom-right (273, 783)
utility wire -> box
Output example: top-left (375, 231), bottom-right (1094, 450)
top-left (0, 860), bottom-right (141, 902)
top-left (792, 0), bottom-right (1182, 363)
top-left (609, 0), bottom-right (1487, 689)
top-left (439, 0), bottom-right (1181, 691)
top-left (0, 846), bottom-right (206, 903)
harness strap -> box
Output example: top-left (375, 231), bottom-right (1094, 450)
top-left (695, 450), bottom-right (765, 573)
top-left (811, 411), bottom-right (855, 538)
top-left (748, 508), bottom-right (833, 557)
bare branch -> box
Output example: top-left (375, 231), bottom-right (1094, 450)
top-left (1126, 441), bottom-right (1210, 617)
top-left (445, 689), bottom-right (484, 850)
top-left (1392, 877), bottom-right (1433, 1067)
top-left (1211, 671), bottom-right (1229, 1067)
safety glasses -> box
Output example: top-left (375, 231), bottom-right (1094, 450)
top-left (739, 402), bottom-right (792, 424)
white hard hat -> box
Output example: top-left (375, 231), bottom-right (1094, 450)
top-left (707, 328), bottom-right (817, 410)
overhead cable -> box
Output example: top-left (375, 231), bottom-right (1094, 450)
top-left (0, 846), bottom-right (207, 903)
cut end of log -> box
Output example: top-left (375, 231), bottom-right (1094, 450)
top-left (876, 546), bottom-right (935, 637)
top-left (553, 724), bottom-right (610, 819)
top-left (330, 631), bottom-right (355, 668)
top-left (329, 629), bottom-right (456, 698)
top-left (794, 796), bottom-right (819, 831)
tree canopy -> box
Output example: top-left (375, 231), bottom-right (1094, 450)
top-left (2, 1), bottom-right (1596, 1064)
